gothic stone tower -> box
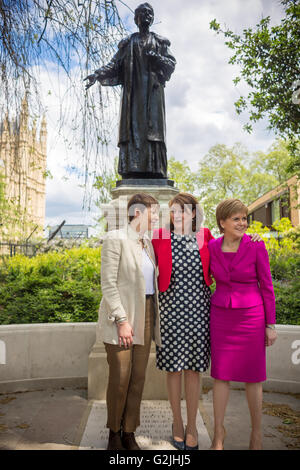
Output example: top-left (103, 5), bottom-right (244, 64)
top-left (0, 97), bottom-right (47, 240)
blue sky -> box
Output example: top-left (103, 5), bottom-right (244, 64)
top-left (43, 0), bottom-right (285, 233)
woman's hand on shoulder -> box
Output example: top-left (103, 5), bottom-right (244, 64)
top-left (117, 321), bottom-right (134, 348)
top-left (249, 233), bottom-right (263, 242)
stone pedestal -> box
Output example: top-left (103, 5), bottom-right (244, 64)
top-left (100, 179), bottom-right (179, 231)
top-left (88, 343), bottom-right (203, 400)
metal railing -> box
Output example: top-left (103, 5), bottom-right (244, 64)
top-left (0, 242), bottom-right (38, 257)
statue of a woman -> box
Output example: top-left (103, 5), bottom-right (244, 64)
top-left (84, 3), bottom-right (176, 179)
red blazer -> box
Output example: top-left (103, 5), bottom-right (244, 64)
top-left (152, 227), bottom-right (214, 292)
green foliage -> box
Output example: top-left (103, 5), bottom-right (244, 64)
top-left (247, 218), bottom-right (296, 261)
top-left (0, 246), bottom-right (102, 324)
top-left (247, 218), bottom-right (300, 325)
top-left (246, 220), bottom-right (270, 236)
top-left (251, 140), bottom-right (293, 183)
top-left (0, 219), bottom-right (298, 326)
top-left (272, 217), bottom-right (294, 233)
top-left (285, 224), bottom-right (300, 250)
top-left (209, 0), bottom-right (300, 151)
top-left (167, 156), bottom-right (197, 193)
top-left (93, 156), bottom-right (120, 205)
top-left (195, 140), bottom-right (291, 231)
top-left (273, 280), bottom-right (300, 325)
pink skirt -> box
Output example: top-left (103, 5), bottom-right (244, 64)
top-left (210, 304), bottom-right (266, 383)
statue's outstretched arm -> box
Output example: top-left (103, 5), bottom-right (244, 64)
top-left (94, 54), bottom-right (121, 81)
top-left (84, 50), bottom-right (122, 90)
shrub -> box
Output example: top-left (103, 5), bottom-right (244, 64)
top-left (0, 247), bottom-right (102, 324)
top-left (238, 218), bottom-right (299, 324)
top-left (0, 220), bottom-right (299, 325)
top-left (273, 280), bottom-right (300, 325)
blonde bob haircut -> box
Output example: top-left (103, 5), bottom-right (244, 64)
top-left (216, 198), bottom-right (248, 233)
top-left (168, 192), bottom-right (204, 233)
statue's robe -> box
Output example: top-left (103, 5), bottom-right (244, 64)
top-left (96, 32), bottom-right (176, 178)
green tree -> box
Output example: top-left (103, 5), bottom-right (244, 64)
top-left (247, 218), bottom-right (300, 325)
top-left (167, 156), bottom-right (197, 193)
top-left (251, 139), bottom-right (293, 183)
top-left (210, 0), bottom-right (300, 165)
top-left (195, 142), bottom-right (287, 231)
top-left (93, 156), bottom-right (120, 205)
top-left (0, 0), bottom-right (127, 204)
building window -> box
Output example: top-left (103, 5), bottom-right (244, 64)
top-left (280, 191), bottom-right (290, 219)
top-left (271, 198), bottom-right (280, 224)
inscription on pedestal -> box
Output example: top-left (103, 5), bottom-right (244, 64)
top-left (79, 400), bottom-right (211, 450)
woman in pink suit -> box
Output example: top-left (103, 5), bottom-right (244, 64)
top-left (208, 199), bottom-right (277, 450)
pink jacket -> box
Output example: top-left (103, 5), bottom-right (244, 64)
top-left (208, 234), bottom-right (276, 324)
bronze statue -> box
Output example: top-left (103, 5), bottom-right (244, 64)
top-left (84, 3), bottom-right (176, 180)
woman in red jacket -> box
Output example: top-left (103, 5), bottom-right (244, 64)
top-left (152, 193), bottom-right (214, 450)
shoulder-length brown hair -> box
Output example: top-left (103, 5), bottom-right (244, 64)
top-left (168, 193), bottom-right (204, 233)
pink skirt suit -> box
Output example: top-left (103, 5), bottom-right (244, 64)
top-left (208, 234), bottom-right (276, 383)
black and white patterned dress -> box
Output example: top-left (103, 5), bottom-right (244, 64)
top-left (156, 231), bottom-right (211, 372)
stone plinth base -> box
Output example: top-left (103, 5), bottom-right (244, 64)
top-left (101, 181), bottom-right (179, 231)
top-left (79, 399), bottom-right (210, 450)
top-left (88, 342), bottom-right (203, 400)
top-left (116, 178), bottom-right (175, 188)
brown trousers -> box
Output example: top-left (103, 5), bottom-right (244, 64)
top-left (104, 296), bottom-right (154, 433)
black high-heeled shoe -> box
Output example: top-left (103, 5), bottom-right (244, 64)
top-left (171, 424), bottom-right (185, 451)
top-left (184, 426), bottom-right (199, 450)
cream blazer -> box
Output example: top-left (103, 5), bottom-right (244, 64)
top-left (96, 224), bottom-right (162, 346)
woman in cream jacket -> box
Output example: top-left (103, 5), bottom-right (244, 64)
top-left (97, 193), bottom-right (161, 450)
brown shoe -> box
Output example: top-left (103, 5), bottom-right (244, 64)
top-left (122, 432), bottom-right (141, 450)
top-left (107, 429), bottom-right (126, 450)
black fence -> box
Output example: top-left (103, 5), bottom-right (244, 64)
top-left (0, 242), bottom-right (38, 257)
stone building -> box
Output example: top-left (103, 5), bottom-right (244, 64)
top-left (0, 97), bottom-right (47, 240)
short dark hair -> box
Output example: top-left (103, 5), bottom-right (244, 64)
top-left (168, 192), bottom-right (204, 232)
top-left (127, 193), bottom-right (158, 222)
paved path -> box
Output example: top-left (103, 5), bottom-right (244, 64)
top-left (0, 388), bottom-right (299, 450)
